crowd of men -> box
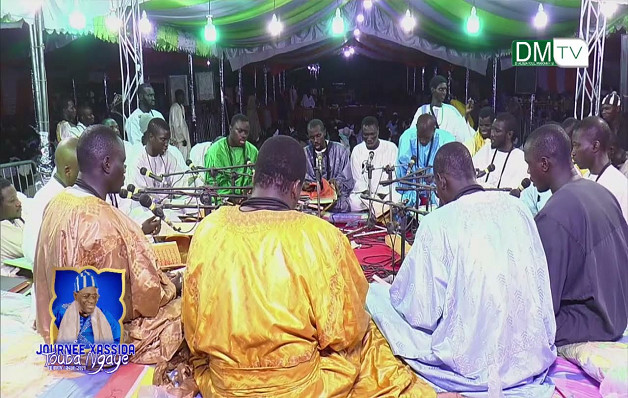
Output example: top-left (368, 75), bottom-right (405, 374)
top-left (0, 75), bottom-right (627, 397)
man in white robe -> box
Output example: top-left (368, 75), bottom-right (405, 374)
top-left (349, 116), bottom-right (400, 215)
top-left (411, 75), bottom-right (475, 143)
top-left (572, 116), bottom-right (628, 222)
top-left (169, 89), bottom-right (191, 161)
top-left (473, 112), bottom-right (529, 190)
top-left (1, 179), bottom-right (27, 276)
top-left (126, 117), bottom-right (200, 222)
top-left (125, 83), bottom-right (165, 145)
top-left (23, 138), bottom-right (79, 265)
top-left (367, 142), bottom-right (557, 397)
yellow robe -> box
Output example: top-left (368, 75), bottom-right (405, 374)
top-left (464, 130), bottom-right (489, 157)
top-left (183, 207), bottom-right (435, 397)
top-left (34, 188), bottom-right (182, 364)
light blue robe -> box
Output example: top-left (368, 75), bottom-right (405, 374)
top-left (367, 191), bottom-right (557, 397)
top-left (396, 127), bottom-right (454, 206)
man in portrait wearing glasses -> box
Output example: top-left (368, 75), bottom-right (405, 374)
top-left (54, 270), bottom-right (120, 345)
top-left (410, 75), bottom-right (475, 143)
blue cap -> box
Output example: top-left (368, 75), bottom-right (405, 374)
top-left (74, 270), bottom-right (98, 292)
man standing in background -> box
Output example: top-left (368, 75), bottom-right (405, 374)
top-left (125, 83), bottom-right (164, 145)
top-left (169, 89), bottom-right (191, 160)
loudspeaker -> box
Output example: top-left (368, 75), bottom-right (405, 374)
top-left (515, 67), bottom-right (537, 94)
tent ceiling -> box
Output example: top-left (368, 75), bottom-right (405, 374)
top-left (1, 1), bottom-right (626, 73)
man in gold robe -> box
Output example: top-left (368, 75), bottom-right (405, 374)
top-left (183, 135), bottom-right (449, 397)
top-left (35, 125), bottom-right (182, 365)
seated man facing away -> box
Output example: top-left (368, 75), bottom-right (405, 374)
top-left (367, 142), bottom-right (557, 397)
top-left (184, 136), bottom-right (449, 398)
top-left (524, 124), bottom-right (628, 346)
top-left (23, 137), bottom-right (79, 265)
top-left (349, 116), bottom-right (400, 214)
top-left (35, 125), bottom-right (182, 364)
top-left (304, 119), bottom-right (354, 212)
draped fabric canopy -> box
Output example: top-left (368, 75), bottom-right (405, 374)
top-left (1, 0), bottom-right (627, 73)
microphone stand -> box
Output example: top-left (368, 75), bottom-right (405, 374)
top-left (348, 161), bottom-right (388, 238)
top-left (359, 194), bottom-right (428, 278)
top-left (315, 161), bottom-right (322, 219)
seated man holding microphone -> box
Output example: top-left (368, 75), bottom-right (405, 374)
top-left (349, 116), bottom-right (400, 216)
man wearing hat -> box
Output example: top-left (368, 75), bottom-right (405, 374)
top-left (55, 270), bottom-right (120, 345)
top-left (601, 91), bottom-right (628, 137)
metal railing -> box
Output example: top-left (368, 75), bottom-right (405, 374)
top-left (0, 160), bottom-right (43, 198)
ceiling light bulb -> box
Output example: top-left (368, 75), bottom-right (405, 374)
top-left (357, 13), bottom-right (365, 23)
top-left (69, 9), bottom-right (86, 30)
top-left (600, 1), bottom-right (619, 18)
top-left (105, 13), bottom-right (121, 32)
top-left (534, 4), bottom-right (548, 29)
top-left (139, 10), bottom-right (152, 34)
top-left (204, 16), bottom-right (217, 42)
top-left (466, 6), bottom-right (480, 35)
top-left (400, 9), bottom-right (416, 33)
top-left (332, 7), bottom-right (345, 35)
top-left (363, 0), bottom-right (373, 10)
top-left (268, 13), bottom-right (283, 36)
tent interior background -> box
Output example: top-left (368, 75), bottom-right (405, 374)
top-left (1, 0), bottom-right (627, 163)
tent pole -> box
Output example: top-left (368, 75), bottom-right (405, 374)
top-left (421, 67), bottom-right (425, 92)
top-left (188, 53), bottom-right (196, 123)
top-left (264, 67), bottom-right (268, 105)
top-left (492, 56), bottom-right (498, 110)
top-left (28, 23), bottom-right (42, 134)
top-left (413, 67), bottom-right (416, 94)
top-left (238, 68), bottom-right (243, 114)
top-left (273, 74), bottom-right (276, 102)
top-left (465, 68), bottom-right (469, 104)
top-left (31, 10), bottom-right (52, 183)
top-left (220, 53), bottom-right (226, 136)
top-left (104, 73), bottom-right (109, 111)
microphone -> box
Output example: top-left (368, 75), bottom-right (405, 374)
top-left (476, 164), bottom-right (496, 179)
top-left (366, 151), bottom-right (375, 180)
top-left (127, 184), bottom-right (141, 195)
top-left (405, 156), bottom-right (417, 176)
top-left (140, 167), bottom-right (164, 183)
top-left (119, 188), bottom-right (132, 199)
top-left (138, 194), bottom-right (181, 232)
top-left (509, 178), bottom-right (532, 198)
top-left (185, 159), bottom-right (205, 172)
top-left (315, 154), bottom-right (323, 183)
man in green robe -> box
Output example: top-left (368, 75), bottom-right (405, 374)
top-left (204, 114), bottom-right (258, 199)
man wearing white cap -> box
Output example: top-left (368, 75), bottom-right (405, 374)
top-left (55, 270), bottom-right (120, 345)
top-left (601, 91), bottom-right (627, 138)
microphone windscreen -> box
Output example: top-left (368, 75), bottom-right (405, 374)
top-left (138, 194), bottom-right (153, 208)
top-left (185, 159), bottom-right (193, 166)
top-left (521, 178), bottom-right (531, 189)
top-left (119, 188), bottom-right (129, 198)
top-left (487, 164), bottom-right (496, 172)
top-left (140, 167), bottom-right (148, 176)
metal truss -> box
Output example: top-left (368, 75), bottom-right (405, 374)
top-left (574, 0), bottom-right (608, 118)
top-left (117, 0), bottom-right (144, 139)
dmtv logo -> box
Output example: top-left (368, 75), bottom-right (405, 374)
top-left (512, 39), bottom-right (589, 68)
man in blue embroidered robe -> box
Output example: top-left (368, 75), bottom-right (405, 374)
top-left (367, 143), bottom-right (557, 397)
top-left (397, 114), bottom-right (455, 207)
top-left (54, 270), bottom-right (121, 345)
